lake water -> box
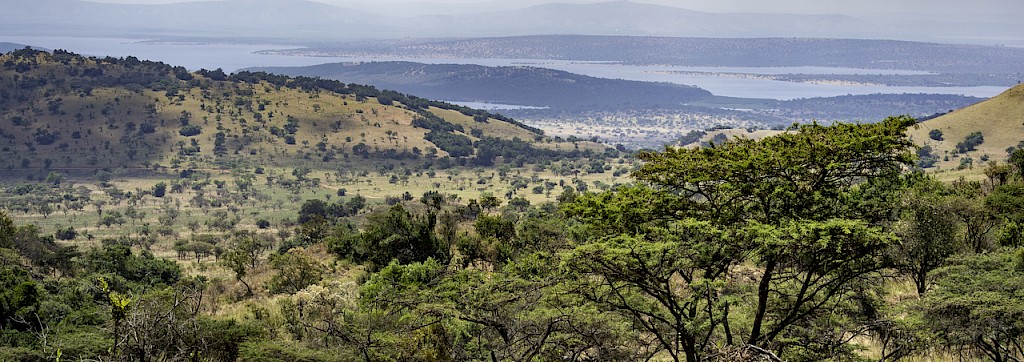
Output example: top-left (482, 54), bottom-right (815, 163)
top-left (0, 36), bottom-right (1007, 101)
top-left (516, 62), bottom-right (1005, 100)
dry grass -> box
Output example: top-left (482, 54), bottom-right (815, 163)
top-left (428, 107), bottom-right (538, 141)
top-left (908, 84), bottom-right (1024, 180)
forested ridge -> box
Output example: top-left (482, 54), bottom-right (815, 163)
top-left (248, 61), bottom-right (713, 111)
top-left (0, 48), bottom-right (567, 174)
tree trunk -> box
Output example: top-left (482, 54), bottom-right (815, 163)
top-left (748, 259), bottom-right (776, 345)
top-left (239, 277), bottom-right (253, 297)
top-left (915, 267), bottom-right (928, 296)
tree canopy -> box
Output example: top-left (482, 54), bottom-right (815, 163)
top-left (565, 116), bottom-right (918, 361)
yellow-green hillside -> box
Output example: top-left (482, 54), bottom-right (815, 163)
top-left (0, 48), bottom-right (603, 177)
top-left (909, 84), bottom-right (1024, 180)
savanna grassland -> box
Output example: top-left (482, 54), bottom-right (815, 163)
top-left (0, 47), bottom-right (626, 232)
top-left (2, 49), bottom-right (1024, 362)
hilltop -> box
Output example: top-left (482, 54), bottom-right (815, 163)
top-left (686, 83), bottom-right (1023, 179)
top-left (0, 49), bottom-right (608, 179)
top-left (907, 84), bottom-right (1024, 178)
top-left (0, 42), bottom-right (36, 53)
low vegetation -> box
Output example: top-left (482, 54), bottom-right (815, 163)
top-left (2, 108), bottom-right (1024, 361)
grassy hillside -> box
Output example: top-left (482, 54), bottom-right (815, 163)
top-left (692, 84), bottom-right (1022, 181)
top-left (908, 84), bottom-right (1024, 180)
top-left (0, 49), bottom-right (629, 243)
top-left (0, 48), bottom-right (602, 177)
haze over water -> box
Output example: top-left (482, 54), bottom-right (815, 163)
top-left (2, 36), bottom-right (1006, 101)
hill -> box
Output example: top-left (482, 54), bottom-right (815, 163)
top-left (0, 49), bottom-right (606, 178)
top-left (0, 42), bottom-right (36, 53)
top-left (908, 84), bottom-right (1024, 179)
top-left (248, 61), bottom-right (712, 112)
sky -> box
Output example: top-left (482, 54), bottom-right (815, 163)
top-left (84, 0), bottom-right (1024, 16)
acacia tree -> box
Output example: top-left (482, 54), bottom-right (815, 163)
top-left (343, 255), bottom-right (647, 361)
top-left (352, 205), bottom-right (449, 271)
top-left (566, 116), bottom-right (917, 360)
top-left (917, 251), bottom-right (1024, 362)
top-left (951, 180), bottom-right (998, 253)
top-left (270, 247), bottom-right (325, 294)
top-left (221, 232), bottom-right (269, 297)
top-left (0, 211), bottom-right (15, 248)
top-left (891, 178), bottom-right (962, 295)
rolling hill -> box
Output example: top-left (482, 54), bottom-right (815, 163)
top-left (0, 42), bottom-right (36, 53)
top-left (0, 48), bottom-right (602, 179)
top-left (909, 83), bottom-right (1024, 178)
top-left (678, 85), bottom-right (1021, 165)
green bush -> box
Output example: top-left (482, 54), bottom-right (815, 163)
top-left (55, 226), bottom-right (77, 240)
top-left (0, 346), bottom-right (45, 362)
top-left (238, 340), bottom-right (351, 362)
top-left (179, 124), bottom-right (202, 137)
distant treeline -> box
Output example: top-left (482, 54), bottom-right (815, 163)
top-left (247, 61), bottom-right (713, 112)
top-left (771, 93), bottom-right (985, 123)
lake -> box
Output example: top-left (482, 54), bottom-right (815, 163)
top-left (0, 36), bottom-right (1006, 101)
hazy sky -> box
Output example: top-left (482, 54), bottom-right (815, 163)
top-left (86, 0), bottom-right (1023, 16)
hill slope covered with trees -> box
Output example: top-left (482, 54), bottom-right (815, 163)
top-left (0, 48), bottom-right (598, 176)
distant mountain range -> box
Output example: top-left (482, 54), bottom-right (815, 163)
top-left (1, 0), bottom-right (1021, 44)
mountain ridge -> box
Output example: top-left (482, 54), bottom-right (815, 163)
top-left (2, 0), bottom-right (1017, 43)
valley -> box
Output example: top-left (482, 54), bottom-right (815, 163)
top-left (3, 1), bottom-right (1024, 360)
